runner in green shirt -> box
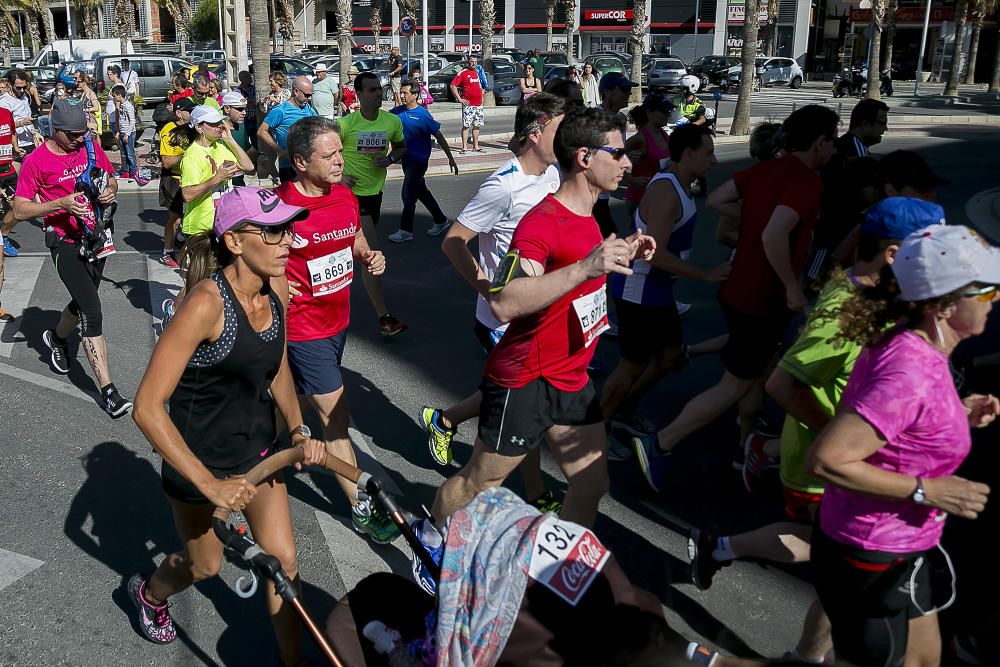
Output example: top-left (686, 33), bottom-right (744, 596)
top-left (339, 71), bottom-right (409, 337)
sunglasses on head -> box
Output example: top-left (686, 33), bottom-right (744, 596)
top-left (587, 145), bottom-right (627, 160)
top-left (962, 285), bottom-right (998, 302)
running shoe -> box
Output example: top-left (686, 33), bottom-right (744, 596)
top-left (161, 299), bottom-right (175, 328)
top-left (43, 329), bottom-right (71, 374)
top-left (531, 490), bottom-right (563, 514)
top-left (379, 313), bottom-right (408, 337)
top-left (420, 406), bottom-right (455, 466)
top-left (676, 301), bottom-right (692, 316)
top-left (408, 518), bottom-right (443, 597)
top-left (687, 528), bottom-right (730, 591)
top-left (158, 253), bottom-right (179, 268)
top-left (2, 236), bottom-right (18, 257)
top-left (0, 307), bottom-right (13, 323)
top-left (388, 230), bottom-right (414, 243)
top-left (686, 642), bottom-right (719, 667)
top-left (427, 220), bottom-right (452, 236)
top-left (611, 413), bottom-right (657, 436)
top-left (352, 502), bottom-right (401, 545)
top-left (127, 573), bottom-right (177, 644)
top-left (631, 433), bottom-right (664, 492)
top-left (606, 428), bottom-right (633, 462)
top-left (742, 433), bottom-right (776, 494)
top-left (103, 386), bottom-right (133, 419)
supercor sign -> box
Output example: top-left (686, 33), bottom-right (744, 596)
top-left (582, 9), bottom-right (634, 25)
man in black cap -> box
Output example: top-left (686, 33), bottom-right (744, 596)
top-left (156, 96), bottom-right (196, 267)
top-left (12, 100), bottom-right (131, 418)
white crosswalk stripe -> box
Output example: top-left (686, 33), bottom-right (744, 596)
top-left (0, 257), bottom-right (46, 357)
top-left (0, 548), bottom-right (44, 595)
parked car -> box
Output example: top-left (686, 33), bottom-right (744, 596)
top-left (426, 61), bottom-right (495, 102)
top-left (267, 55), bottom-right (317, 78)
top-left (56, 60), bottom-right (96, 88)
top-left (687, 55), bottom-right (739, 89)
top-left (487, 60), bottom-right (528, 105)
top-left (723, 56), bottom-right (803, 92)
top-left (190, 50), bottom-right (225, 61)
top-left (436, 52), bottom-right (468, 64)
top-left (585, 53), bottom-right (626, 78)
top-left (93, 54), bottom-right (192, 102)
top-left (647, 57), bottom-right (689, 92)
top-left (25, 66), bottom-right (60, 101)
top-left (536, 51), bottom-right (568, 68)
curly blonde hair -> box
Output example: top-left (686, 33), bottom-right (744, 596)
top-left (826, 265), bottom-right (962, 347)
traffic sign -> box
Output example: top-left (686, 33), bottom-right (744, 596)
top-left (399, 16), bottom-right (416, 36)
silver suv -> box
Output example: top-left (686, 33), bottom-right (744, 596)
top-left (723, 57), bottom-right (804, 92)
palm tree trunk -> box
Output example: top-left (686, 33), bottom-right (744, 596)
top-left (991, 22), bottom-right (1000, 92)
top-left (730, 0), bottom-right (760, 135)
top-left (963, 9), bottom-right (983, 84)
top-left (628, 0), bottom-right (645, 103)
top-left (481, 0), bottom-right (496, 105)
top-left (336, 0), bottom-right (352, 96)
top-left (544, 0), bottom-right (555, 51)
top-left (943, 0), bottom-right (970, 96)
top-left (370, 0), bottom-right (382, 52)
top-left (249, 0), bottom-right (275, 179)
top-left (765, 0), bottom-right (777, 55)
top-left (882, 0), bottom-right (898, 70)
top-left (564, 0), bottom-right (577, 61)
top-left (866, 0), bottom-right (885, 99)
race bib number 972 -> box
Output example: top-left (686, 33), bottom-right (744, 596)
top-left (571, 288), bottom-right (610, 348)
top-left (528, 516), bottom-right (610, 606)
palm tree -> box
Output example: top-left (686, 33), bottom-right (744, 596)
top-left (0, 12), bottom-right (16, 67)
top-left (248, 0), bottom-right (273, 177)
top-left (990, 0), bottom-right (1000, 92)
top-left (943, 0), bottom-right (970, 96)
top-left (764, 0), bottom-right (778, 55)
top-left (963, 0), bottom-right (992, 84)
top-left (480, 0), bottom-right (496, 105)
top-left (564, 0), bottom-right (578, 61)
top-left (113, 0), bottom-right (137, 55)
top-left (159, 0), bottom-right (192, 56)
top-left (543, 0), bottom-right (556, 51)
top-left (627, 0), bottom-right (645, 103)
top-left (865, 0), bottom-right (886, 99)
top-left (730, 0), bottom-right (761, 135)
top-left (275, 0), bottom-right (296, 55)
top-left (8, 0), bottom-right (46, 55)
top-left (74, 0), bottom-right (102, 39)
top-left (335, 0), bottom-right (352, 89)
top-left (882, 0), bottom-right (899, 77)
top-left (370, 0), bottom-right (383, 52)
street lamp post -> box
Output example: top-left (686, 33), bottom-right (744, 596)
top-left (422, 0), bottom-right (429, 85)
top-left (65, 0), bottom-right (74, 56)
top-left (914, 0), bottom-right (933, 95)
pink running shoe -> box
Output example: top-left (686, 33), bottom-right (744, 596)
top-left (128, 573), bottom-right (176, 644)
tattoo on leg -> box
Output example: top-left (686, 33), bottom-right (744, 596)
top-left (83, 336), bottom-right (109, 386)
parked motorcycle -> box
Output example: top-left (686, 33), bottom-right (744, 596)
top-left (833, 64), bottom-right (895, 98)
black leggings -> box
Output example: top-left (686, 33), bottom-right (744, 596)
top-left (50, 240), bottom-right (105, 337)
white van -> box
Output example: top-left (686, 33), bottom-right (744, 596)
top-left (32, 39), bottom-right (135, 67)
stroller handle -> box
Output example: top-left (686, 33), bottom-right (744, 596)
top-left (212, 447), bottom-right (363, 523)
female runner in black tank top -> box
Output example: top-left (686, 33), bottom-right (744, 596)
top-left (130, 187), bottom-right (324, 666)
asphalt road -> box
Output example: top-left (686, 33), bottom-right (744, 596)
top-left (1, 128), bottom-right (998, 665)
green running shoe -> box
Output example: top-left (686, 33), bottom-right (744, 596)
top-left (352, 502), bottom-right (401, 545)
top-left (420, 405), bottom-right (455, 466)
top-left (530, 490), bottom-right (563, 515)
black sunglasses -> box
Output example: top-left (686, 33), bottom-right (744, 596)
top-left (587, 145), bottom-right (627, 160)
top-left (235, 222), bottom-right (295, 245)
top-left (294, 88), bottom-right (313, 98)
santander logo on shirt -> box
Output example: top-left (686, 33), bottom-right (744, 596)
top-left (291, 232), bottom-right (309, 249)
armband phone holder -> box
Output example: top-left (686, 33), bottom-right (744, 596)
top-left (490, 250), bottom-right (523, 294)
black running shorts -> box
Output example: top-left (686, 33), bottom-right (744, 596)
top-left (477, 377), bottom-right (603, 456)
top-left (356, 192), bottom-right (384, 226)
top-left (158, 175), bottom-right (183, 215)
top-left (616, 298), bottom-right (683, 365)
top-left (719, 300), bottom-right (792, 380)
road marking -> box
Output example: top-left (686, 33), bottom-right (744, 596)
top-left (12, 250), bottom-right (149, 257)
top-left (0, 257), bottom-right (45, 357)
top-left (0, 360), bottom-right (96, 403)
top-left (313, 510), bottom-right (414, 594)
top-left (0, 548), bottom-right (44, 594)
top-left (347, 426), bottom-right (402, 496)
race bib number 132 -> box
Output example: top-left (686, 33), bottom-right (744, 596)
top-left (528, 516), bottom-right (610, 606)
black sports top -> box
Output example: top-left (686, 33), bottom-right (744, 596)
top-left (169, 271), bottom-right (284, 473)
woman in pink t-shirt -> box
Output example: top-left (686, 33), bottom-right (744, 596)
top-left (806, 224), bottom-right (1000, 667)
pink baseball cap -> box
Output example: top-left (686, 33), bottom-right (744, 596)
top-left (213, 187), bottom-right (309, 239)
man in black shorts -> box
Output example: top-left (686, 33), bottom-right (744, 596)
top-left (632, 105), bottom-right (838, 491)
top-left (13, 100), bottom-right (131, 417)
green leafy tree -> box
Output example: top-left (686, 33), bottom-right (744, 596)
top-left (189, 0), bottom-right (221, 42)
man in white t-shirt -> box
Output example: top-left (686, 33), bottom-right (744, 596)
top-left (419, 93), bottom-right (567, 512)
top-left (120, 59), bottom-right (140, 97)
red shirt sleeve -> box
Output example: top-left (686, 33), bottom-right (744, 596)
top-left (509, 208), bottom-right (555, 266)
top-left (450, 71), bottom-right (465, 88)
top-left (777, 170), bottom-right (823, 222)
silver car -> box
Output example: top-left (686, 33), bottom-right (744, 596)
top-left (647, 58), bottom-right (688, 92)
top-left (724, 56), bottom-right (804, 91)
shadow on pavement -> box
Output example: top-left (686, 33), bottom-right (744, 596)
top-left (18, 305), bottom-right (101, 401)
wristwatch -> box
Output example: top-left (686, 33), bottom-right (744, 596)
top-left (389, 153), bottom-right (399, 164)
top-left (911, 477), bottom-right (927, 505)
top-left (290, 424), bottom-right (312, 441)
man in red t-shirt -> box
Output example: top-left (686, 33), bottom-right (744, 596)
top-left (273, 116), bottom-right (401, 545)
top-left (450, 55), bottom-right (485, 153)
top-left (428, 107), bottom-right (655, 533)
top-left (631, 105), bottom-right (839, 493)
top-left (0, 106), bottom-right (20, 319)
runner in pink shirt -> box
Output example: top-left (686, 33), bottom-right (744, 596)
top-left (807, 224), bottom-right (1000, 667)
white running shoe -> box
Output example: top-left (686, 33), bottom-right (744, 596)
top-left (427, 220), bottom-right (452, 236)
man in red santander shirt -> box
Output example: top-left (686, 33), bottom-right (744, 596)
top-left (275, 116), bottom-right (400, 544)
top-left (449, 55), bottom-right (485, 153)
top-left (429, 107), bottom-right (655, 530)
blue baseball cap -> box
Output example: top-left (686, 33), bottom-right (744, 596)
top-left (599, 71), bottom-right (638, 91)
top-left (862, 197), bottom-right (945, 240)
